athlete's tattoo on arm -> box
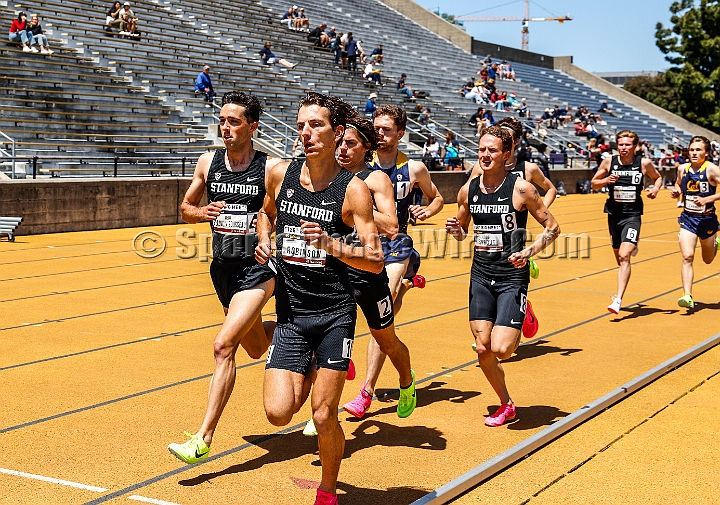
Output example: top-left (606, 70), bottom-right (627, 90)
top-left (540, 226), bottom-right (560, 246)
top-left (532, 187), bottom-right (540, 203)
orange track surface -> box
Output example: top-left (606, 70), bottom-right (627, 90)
top-left (1, 192), bottom-right (718, 505)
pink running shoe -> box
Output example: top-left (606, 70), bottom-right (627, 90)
top-left (314, 489), bottom-right (338, 505)
top-left (411, 274), bottom-right (426, 289)
top-left (343, 383), bottom-right (372, 418)
top-left (346, 359), bottom-right (356, 381)
top-left (522, 300), bottom-right (539, 339)
top-left (484, 402), bottom-right (516, 427)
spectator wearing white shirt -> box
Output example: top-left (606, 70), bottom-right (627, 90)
top-left (119, 1), bottom-right (138, 36)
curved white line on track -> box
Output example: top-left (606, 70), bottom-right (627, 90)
top-left (0, 467), bottom-right (106, 492)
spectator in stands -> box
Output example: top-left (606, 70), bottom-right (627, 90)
top-left (369, 44), bottom-right (383, 64)
top-left (503, 61), bottom-right (515, 81)
top-left (517, 129), bottom-right (530, 162)
top-left (345, 32), bottom-right (358, 72)
top-left (456, 76), bottom-right (474, 97)
top-left (495, 91), bottom-right (510, 111)
top-left (418, 107), bottom-right (436, 130)
top-left (574, 118), bottom-right (589, 137)
top-left (307, 22), bottom-right (329, 47)
top-left (444, 137), bottom-right (461, 170)
top-left (119, 2), bottom-right (138, 36)
top-left (292, 136), bottom-right (305, 158)
top-left (364, 92), bottom-right (377, 117)
top-left (468, 107), bottom-right (486, 135)
top-left (363, 60), bottom-right (382, 85)
top-left (397, 73), bottom-right (414, 99)
top-left (598, 100), bottom-right (618, 117)
top-left (422, 135), bottom-right (440, 171)
top-left (9, 12), bottom-right (36, 52)
top-left (585, 119), bottom-right (600, 139)
top-left (194, 65), bottom-right (216, 106)
top-left (281, 7), bottom-right (295, 29)
top-left (484, 77), bottom-right (496, 96)
top-left (356, 39), bottom-right (367, 64)
top-left (331, 31), bottom-right (343, 66)
top-left (106, 1), bottom-right (125, 33)
top-left (259, 41), bottom-right (297, 68)
top-left (507, 91), bottom-right (520, 109)
top-left (534, 143), bottom-right (551, 179)
top-left (517, 98), bottom-right (529, 118)
top-left (326, 26), bottom-right (336, 38)
top-left (483, 109), bottom-right (495, 125)
top-left (294, 7), bottom-right (310, 31)
top-left (540, 108), bottom-right (556, 127)
top-left (477, 65), bottom-right (489, 85)
top-left (483, 54), bottom-right (492, 64)
top-left (26, 14), bottom-right (53, 54)
top-left (487, 62), bottom-right (499, 81)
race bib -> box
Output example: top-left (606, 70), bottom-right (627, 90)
top-left (281, 225), bottom-right (326, 267)
top-left (613, 186), bottom-right (636, 202)
top-left (473, 225), bottom-right (503, 252)
top-left (214, 204), bottom-right (255, 235)
top-left (684, 196), bottom-right (707, 214)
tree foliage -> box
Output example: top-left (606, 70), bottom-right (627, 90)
top-left (653, 0), bottom-right (720, 132)
top-left (624, 74), bottom-right (680, 113)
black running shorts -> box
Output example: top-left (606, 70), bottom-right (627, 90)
top-left (266, 310), bottom-right (357, 373)
top-left (608, 214), bottom-right (641, 249)
top-left (469, 275), bottom-right (527, 330)
top-left (209, 257), bottom-right (276, 308)
top-left (351, 267), bottom-right (394, 330)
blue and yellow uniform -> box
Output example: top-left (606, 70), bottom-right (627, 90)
top-left (678, 161), bottom-right (719, 239)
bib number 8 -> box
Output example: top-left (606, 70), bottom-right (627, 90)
top-left (501, 212), bottom-right (517, 232)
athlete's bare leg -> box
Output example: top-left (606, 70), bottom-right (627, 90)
top-left (368, 325), bottom-right (412, 387)
top-left (311, 368), bottom-right (347, 495)
top-left (679, 229), bottom-right (698, 296)
top-left (612, 242), bottom-right (636, 300)
top-left (264, 364), bottom-right (315, 426)
top-left (196, 279), bottom-right (274, 446)
top-left (393, 279), bottom-right (412, 315)
top-left (471, 320), bottom-right (521, 405)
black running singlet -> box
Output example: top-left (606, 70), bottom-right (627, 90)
top-left (206, 149), bottom-right (267, 263)
top-left (604, 155), bottom-right (644, 216)
top-left (274, 161), bottom-right (356, 317)
top-left (347, 167), bottom-right (387, 284)
top-left (469, 174), bottom-right (529, 283)
top-left (507, 160), bottom-right (525, 180)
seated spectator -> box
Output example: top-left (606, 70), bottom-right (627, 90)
top-left (487, 62), bottom-right (499, 82)
top-left (585, 120), bottom-right (600, 139)
top-left (507, 91), bottom-right (520, 108)
top-left (494, 90), bottom-right (509, 111)
top-left (598, 100), bottom-right (618, 117)
top-left (483, 54), bottom-right (492, 64)
top-left (119, 2), bottom-right (139, 36)
top-left (516, 97), bottom-right (529, 117)
top-left (326, 26), bottom-right (336, 39)
top-left (281, 7), bottom-right (295, 29)
top-left (194, 65), bottom-right (216, 106)
top-left (307, 22), bottom-right (329, 47)
top-left (259, 41), bottom-right (297, 68)
top-left (484, 78), bottom-right (496, 96)
top-left (484, 109), bottom-right (495, 125)
top-left (356, 39), bottom-right (367, 64)
top-left (26, 14), bottom-right (53, 54)
top-left (554, 104), bottom-right (571, 126)
top-left (397, 73), bottom-right (414, 99)
top-left (364, 92), bottom-right (378, 116)
top-left (422, 135), bottom-right (440, 171)
top-left (540, 108), bottom-right (557, 128)
top-left (106, 1), bottom-right (125, 33)
top-left (456, 76), bottom-right (475, 97)
top-left (477, 64), bottom-right (489, 84)
top-left (533, 143), bottom-right (551, 179)
top-left (369, 44), bottom-right (383, 64)
top-left (468, 107), bottom-right (486, 135)
top-left (9, 12), bottom-right (36, 52)
top-left (574, 119), bottom-right (589, 137)
top-left (294, 7), bottom-right (310, 31)
top-left (418, 107), bottom-right (436, 130)
top-left (503, 61), bottom-right (515, 81)
top-left (465, 83), bottom-right (488, 104)
top-left (363, 60), bottom-right (382, 85)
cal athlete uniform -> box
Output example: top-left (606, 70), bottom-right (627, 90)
top-left (678, 161), bottom-right (719, 239)
top-left (207, 149), bottom-right (275, 308)
top-left (468, 174), bottom-right (528, 329)
top-left (266, 161), bottom-right (357, 374)
top-left (604, 155), bottom-right (644, 249)
top-left (347, 168), bottom-right (394, 330)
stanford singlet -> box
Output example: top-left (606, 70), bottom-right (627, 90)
top-left (680, 161), bottom-right (716, 215)
top-left (207, 149), bottom-right (267, 263)
top-left (275, 161), bottom-right (355, 317)
top-left (604, 155), bottom-right (644, 216)
top-left (507, 160), bottom-right (525, 180)
top-left (468, 174), bottom-right (529, 283)
top-left (370, 151), bottom-right (413, 233)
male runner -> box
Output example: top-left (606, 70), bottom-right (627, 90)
top-left (343, 105), bottom-right (444, 418)
top-left (469, 116), bottom-right (557, 338)
top-left (446, 125), bottom-right (560, 426)
top-left (591, 130), bottom-right (662, 314)
top-left (167, 92), bottom-right (280, 464)
top-left (255, 93), bottom-right (384, 505)
top-left (670, 135), bottom-right (720, 308)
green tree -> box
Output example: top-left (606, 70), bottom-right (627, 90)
top-left (655, 0), bottom-right (720, 133)
top-left (623, 74), bottom-right (680, 113)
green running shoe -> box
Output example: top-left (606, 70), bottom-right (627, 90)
top-left (303, 418), bottom-right (318, 437)
top-left (528, 257), bottom-right (540, 279)
top-left (168, 431), bottom-right (210, 464)
top-left (716, 235), bottom-right (720, 250)
top-left (397, 370), bottom-right (416, 418)
top-left (678, 294), bottom-right (694, 309)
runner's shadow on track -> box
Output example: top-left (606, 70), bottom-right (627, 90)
top-left (503, 340), bottom-right (582, 363)
top-left (611, 304), bottom-right (678, 321)
top-left (336, 481), bottom-right (427, 505)
top-left (343, 381), bottom-right (482, 422)
top-left (682, 301), bottom-right (720, 315)
top-left (484, 404), bottom-right (570, 431)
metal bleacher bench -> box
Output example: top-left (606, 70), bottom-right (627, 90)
top-left (0, 216), bottom-right (22, 242)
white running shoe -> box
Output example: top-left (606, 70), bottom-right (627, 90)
top-left (608, 297), bottom-right (622, 314)
top-left (22, 45), bottom-right (31, 52)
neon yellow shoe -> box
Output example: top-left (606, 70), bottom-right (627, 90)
top-left (168, 431), bottom-right (210, 464)
top-left (678, 294), bottom-right (694, 309)
top-left (528, 257), bottom-right (540, 279)
top-left (716, 235), bottom-right (720, 250)
top-left (302, 418), bottom-right (318, 437)
top-left (397, 370), bottom-right (416, 418)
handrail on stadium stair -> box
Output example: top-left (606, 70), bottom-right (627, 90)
top-left (0, 130), bottom-right (16, 179)
top-left (0, 216), bottom-right (22, 242)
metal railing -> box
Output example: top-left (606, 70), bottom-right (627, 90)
top-left (0, 130), bottom-right (16, 179)
top-left (211, 110), bottom-right (297, 156)
top-left (0, 156), bottom-right (199, 179)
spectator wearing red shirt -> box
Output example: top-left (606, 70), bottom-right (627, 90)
top-left (9, 12), bottom-right (37, 52)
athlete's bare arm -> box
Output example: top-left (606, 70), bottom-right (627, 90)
top-left (254, 161), bottom-right (289, 264)
top-left (180, 151), bottom-right (224, 223)
top-left (445, 177), bottom-right (473, 240)
top-left (590, 156), bottom-right (616, 191)
top-left (641, 158), bottom-right (662, 199)
top-left (670, 165), bottom-right (683, 199)
top-left (508, 179), bottom-right (560, 268)
top-left (695, 162), bottom-right (720, 207)
top-left (264, 156), bottom-right (283, 189)
top-left (408, 160), bottom-right (444, 221)
top-left (365, 170), bottom-right (399, 239)
top-left (525, 161), bottom-right (557, 208)
top-left (302, 177), bottom-right (383, 273)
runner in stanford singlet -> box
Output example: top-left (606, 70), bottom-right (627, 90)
top-left (446, 125), bottom-right (560, 427)
top-left (670, 135), bottom-right (720, 309)
top-left (591, 130), bottom-right (662, 315)
top-left (168, 92), bottom-right (280, 465)
top-left (255, 93), bottom-right (383, 505)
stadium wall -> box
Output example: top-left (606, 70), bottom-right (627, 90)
top-left (471, 40), bottom-right (559, 69)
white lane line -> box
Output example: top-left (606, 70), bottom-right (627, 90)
top-left (0, 467), bottom-right (107, 492)
top-left (128, 495), bottom-right (183, 505)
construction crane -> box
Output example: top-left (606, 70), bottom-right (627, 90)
top-left (455, 0), bottom-right (571, 51)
